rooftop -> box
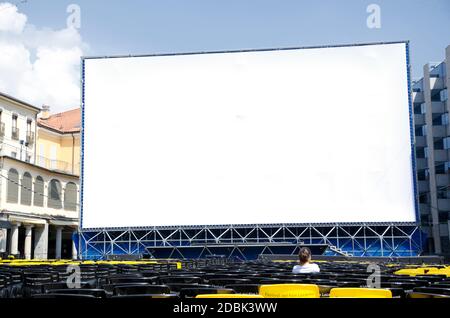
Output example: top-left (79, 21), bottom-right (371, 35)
top-left (38, 108), bottom-right (81, 134)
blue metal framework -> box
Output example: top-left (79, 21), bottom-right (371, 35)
top-left (78, 223), bottom-right (422, 260)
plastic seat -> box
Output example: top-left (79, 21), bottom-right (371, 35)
top-left (166, 283), bottom-right (211, 292)
top-left (32, 293), bottom-right (97, 298)
top-left (41, 281), bottom-right (92, 293)
top-left (259, 284), bottom-right (320, 298)
top-left (225, 284), bottom-right (260, 294)
top-left (407, 291), bottom-right (450, 298)
top-left (207, 278), bottom-right (251, 286)
top-left (196, 294), bottom-right (263, 298)
top-left (49, 288), bottom-right (107, 298)
top-left (329, 288), bottom-right (392, 298)
top-left (412, 287), bottom-right (450, 296)
top-left (179, 287), bottom-right (235, 298)
top-left (111, 293), bottom-right (178, 299)
top-left (159, 276), bottom-right (202, 284)
top-left (109, 276), bottom-right (158, 285)
top-left (114, 284), bottom-right (171, 296)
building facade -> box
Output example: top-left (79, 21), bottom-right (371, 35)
top-left (37, 107), bottom-right (81, 175)
top-left (413, 45), bottom-right (450, 255)
top-left (0, 92), bottom-right (80, 259)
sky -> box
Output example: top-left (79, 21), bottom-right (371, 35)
top-left (0, 0), bottom-right (449, 112)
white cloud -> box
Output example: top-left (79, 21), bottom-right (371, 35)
top-left (0, 2), bottom-right (87, 112)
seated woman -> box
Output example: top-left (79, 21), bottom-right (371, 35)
top-left (292, 247), bottom-right (320, 274)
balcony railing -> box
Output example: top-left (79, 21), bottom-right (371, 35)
top-left (0, 122), bottom-right (5, 138)
top-left (26, 131), bottom-right (35, 145)
top-left (36, 156), bottom-right (79, 175)
top-left (11, 127), bottom-right (19, 140)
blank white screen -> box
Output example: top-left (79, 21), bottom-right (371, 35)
top-left (82, 43), bottom-right (416, 228)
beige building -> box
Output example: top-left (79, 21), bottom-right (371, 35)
top-left (0, 92), bottom-right (80, 259)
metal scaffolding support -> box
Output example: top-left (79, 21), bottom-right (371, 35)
top-left (78, 223), bottom-right (423, 260)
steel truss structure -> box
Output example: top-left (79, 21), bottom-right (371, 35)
top-left (78, 223), bottom-right (423, 260)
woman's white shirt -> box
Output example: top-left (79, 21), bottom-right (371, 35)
top-left (292, 263), bottom-right (320, 274)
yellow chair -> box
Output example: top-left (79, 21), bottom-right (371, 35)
top-left (196, 294), bottom-right (263, 298)
top-left (329, 288), bottom-right (392, 298)
top-left (259, 284), bottom-right (320, 298)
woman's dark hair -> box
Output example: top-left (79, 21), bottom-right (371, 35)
top-left (299, 247), bottom-right (311, 265)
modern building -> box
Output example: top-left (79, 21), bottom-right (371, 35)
top-left (413, 45), bottom-right (450, 255)
top-left (0, 92), bottom-right (80, 259)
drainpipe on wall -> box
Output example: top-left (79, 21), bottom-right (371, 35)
top-left (34, 112), bottom-right (38, 165)
top-left (71, 133), bottom-right (75, 174)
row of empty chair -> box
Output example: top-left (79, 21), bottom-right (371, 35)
top-left (0, 259), bottom-right (449, 298)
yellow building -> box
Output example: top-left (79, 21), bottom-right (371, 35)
top-left (36, 106), bottom-right (81, 176)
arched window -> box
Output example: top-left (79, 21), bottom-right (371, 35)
top-left (34, 176), bottom-right (44, 207)
top-left (20, 172), bottom-right (32, 205)
top-left (7, 169), bottom-right (19, 203)
top-left (64, 182), bottom-right (77, 211)
top-left (48, 179), bottom-right (62, 209)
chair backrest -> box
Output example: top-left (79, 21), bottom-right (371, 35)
top-left (407, 292), bottom-right (450, 299)
top-left (196, 294), bottom-right (263, 298)
top-left (48, 288), bottom-right (106, 298)
top-left (114, 284), bottom-right (171, 296)
top-left (412, 287), bottom-right (450, 296)
top-left (159, 276), bottom-right (202, 284)
top-left (32, 293), bottom-right (97, 299)
top-left (329, 288), bottom-right (392, 298)
top-left (224, 284), bottom-right (260, 294)
top-left (259, 284), bottom-right (320, 298)
top-left (179, 287), bottom-right (235, 298)
top-left (165, 283), bottom-right (211, 292)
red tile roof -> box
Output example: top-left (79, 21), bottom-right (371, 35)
top-left (38, 108), bottom-right (81, 133)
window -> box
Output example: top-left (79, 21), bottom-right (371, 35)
top-left (414, 103), bottom-right (422, 114)
top-left (431, 90), bottom-right (441, 102)
top-left (11, 114), bottom-right (18, 140)
top-left (441, 89), bottom-right (448, 102)
top-left (420, 103), bottom-right (426, 114)
top-left (33, 176), bottom-right (44, 207)
top-left (417, 170), bottom-right (427, 181)
top-left (416, 148), bottom-right (426, 158)
top-left (48, 179), bottom-right (62, 209)
top-left (442, 113), bottom-right (449, 125)
top-left (20, 172), bottom-right (32, 206)
top-left (7, 169), bottom-right (19, 203)
top-left (64, 182), bottom-right (78, 211)
top-left (27, 119), bottom-right (32, 133)
top-left (10, 152), bottom-right (17, 158)
top-left (444, 137), bottom-right (450, 150)
top-left (50, 146), bottom-right (57, 169)
top-left (434, 139), bottom-right (444, 150)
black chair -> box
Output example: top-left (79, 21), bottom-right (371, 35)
top-left (113, 284), bottom-right (171, 296)
top-left (225, 284), bottom-right (260, 294)
top-left (179, 287), bottom-right (235, 298)
top-left (111, 293), bottom-right (178, 299)
top-left (32, 293), bottom-right (97, 298)
top-left (412, 287), bottom-right (450, 296)
top-left (388, 278), bottom-right (430, 287)
top-left (48, 288), bottom-right (107, 298)
top-left (166, 283), bottom-right (211, 292)
top-left (407, 292), bottom-right (450, 298)
top-left (207, 278), bottom-right (251, 286)
top-left (41, 281), bottom-right (92, 293)
top-left (109, 276), bottom-right (158, 285)
top-left (159, 276), bottom-right (202, 284)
